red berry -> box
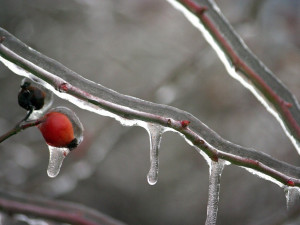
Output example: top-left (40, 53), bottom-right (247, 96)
top-left (38, 112), bottom-right (76, 148)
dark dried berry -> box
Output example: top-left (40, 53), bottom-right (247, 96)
top-left (18, 82), bottom-right (45, 110)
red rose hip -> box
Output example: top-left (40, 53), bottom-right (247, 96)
top-left (37, 107), bottom-right (83, 177)
top-left (38, 112), bottom-right (75, 148)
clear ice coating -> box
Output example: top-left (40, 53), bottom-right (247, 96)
top-left (146, 123), bottom-right (164, 185)
top-left (47, 145), bottom-right (70, 178)
top-left (206, 160), bottom-right (225, 225)
top-left (284, 186), bottom-right (300, 210)
top-left (19, 78), bottom-right (53, 120)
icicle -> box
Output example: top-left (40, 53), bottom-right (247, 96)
top-left (284, 187), bottom-right (300, 210)
top-left (205, 160), bottom-right (225, 225)
top-left (47, 145), bottom-right (70, 178)
top-left (146, 123), bottom-right (163, 185)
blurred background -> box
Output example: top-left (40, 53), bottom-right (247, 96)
top-left (0, 0), bottom-right (299, 224)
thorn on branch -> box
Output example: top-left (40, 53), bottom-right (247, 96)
top-left (180, 120), bottom-right (190, 128)
top-left (0, 36), bottom-right (5, 43)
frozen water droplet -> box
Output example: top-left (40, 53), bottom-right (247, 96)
top-left (146, 124), bottom-right (163, 185)
top-left (284, 187), bottom-right (300, 210)
top-left (47, 145), bottom-right (70, 178)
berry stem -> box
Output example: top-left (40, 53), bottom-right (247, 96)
top-left (15, 108), bottom-right (34, 128)
top-left (0, 119), bottom-right (42, 143)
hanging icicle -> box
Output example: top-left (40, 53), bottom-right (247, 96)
top-left (145, 123), bottom-right (164, 185)
top-left (205, 159), bottom-right (225, 225)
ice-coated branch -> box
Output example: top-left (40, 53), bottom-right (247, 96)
top-left (165, 0), bottom-right (300, 152)
top-left (0, 190), bottom-right (126, 225)
top-left (0, 28), bottom-right (300, 188)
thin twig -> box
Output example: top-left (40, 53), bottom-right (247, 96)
top-left (0, 119), bottom-right (42, 143)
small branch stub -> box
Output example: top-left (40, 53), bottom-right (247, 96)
top-left (59, 83), bottom-right (69, 92)
top-left (180, 120), bottom-right (190, 128)
top-left (287, 179), bottom-right (295, 187)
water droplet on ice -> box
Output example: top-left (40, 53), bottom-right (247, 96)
top-left (146, 124), bottom-right (163, 185)
top-left (47, 145), bottom-right (70, 178)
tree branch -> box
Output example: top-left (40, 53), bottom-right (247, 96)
top-left (0, 28), bottom-right (300, 188)
top-left (0, 189), bottom-right (126, 225)
top-left (165, 0), bottom-right (300, 152)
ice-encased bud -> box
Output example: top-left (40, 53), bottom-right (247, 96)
top-left (18, 78), bottom-right (53, 120)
